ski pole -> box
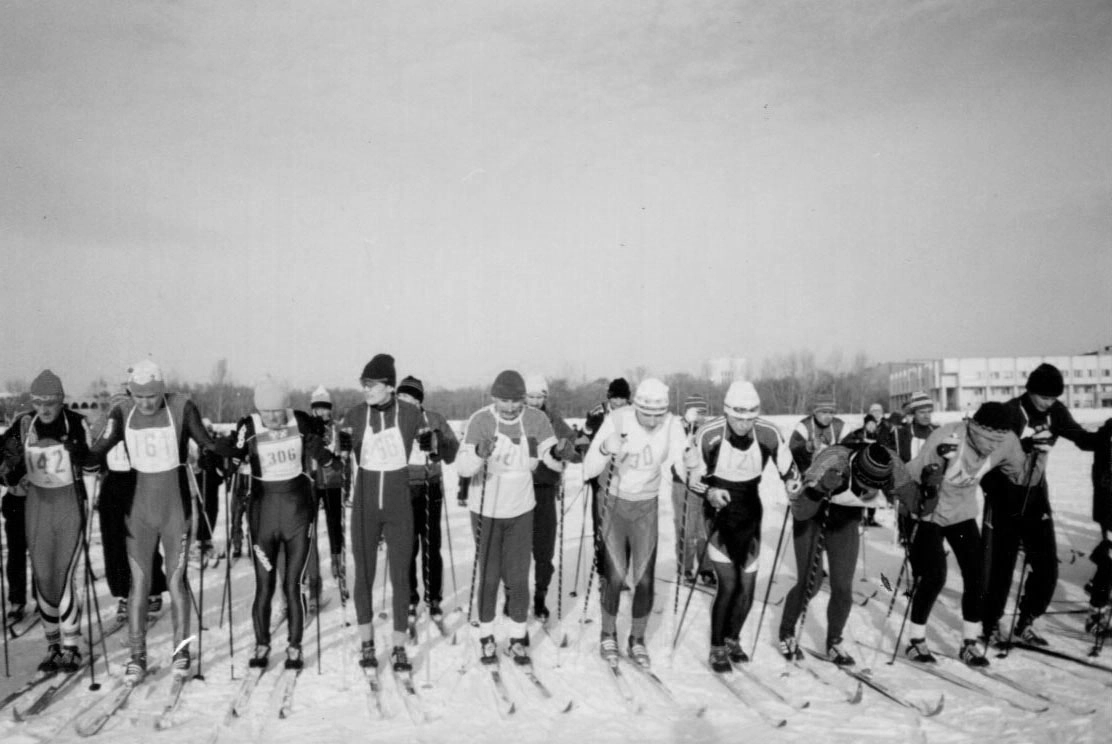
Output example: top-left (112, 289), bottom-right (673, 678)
top-left (187, 466), bottom-right (212, 681)
top-left (442, 485), bottom-right (457, 600)
top-left (466, 463), bottom-right (488, 624)
top-left (73, 466), bottom-right (109, 685)
top-left (673, 480), bottom-right (690, 618)
top-left (223, 470), bottom-right (235, 679)
top-left (568, 483), bottom-right (589, 597)
top-left (788, 502), bottom-right (832, 658)
top-left (750, 503), bottom-right (793, 660)
top-left (311, 512), bottom-right (322, 675)
top-left (556, 476), bottom-right (565, 622)
top-left (1, 494), bottom-right (9, 677)
top-left (672, 517), bottom-right (721, 652)
top-left (81, 500), bottom-right (100, 690)
top-left (998, 557), bottom-right (1031, 660)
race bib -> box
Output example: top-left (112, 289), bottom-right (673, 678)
top-left (488, 432), bottom-right (529, 474)
top-left (253, 414), bottom-right (303, 481)
top-left (126, 425), bottom-right (179, 472)
top-left (360, 425), bottom-right (407, 471)
top-left (25, 442), bottom-right (74, 488)
top-left (106, 441), bottom-right (131, 471)
top-left (713, 437), bottom-right (763, 482)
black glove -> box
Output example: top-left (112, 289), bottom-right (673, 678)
top-left (63, 436), bottom-right (90, 465)
top-left (417, 429), bottom-right (435, 453)
top-left (338, 430), bottom-right (353, 453)
top-left (551, 438), bottom-right (578, 463)
top-left (936, 442), bottom-right (958, 459)
top-left (921, 463), bottom-right (944, 490)
top-left (474, 437), bottom-right (496, 459)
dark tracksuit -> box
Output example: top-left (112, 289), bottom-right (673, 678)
top-left (407, 408), bottom-right (459, 607)
top-left (530, 405), bottom-right (576, 610)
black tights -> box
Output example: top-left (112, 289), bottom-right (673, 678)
top-left (710, 561), bottom-right (756, 646)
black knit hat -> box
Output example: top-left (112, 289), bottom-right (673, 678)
top-left (1026, 363), bottom-right (1064, 398)
top-left (491, 370), bottom-right (526, 401)
top-left (607, 378), bottom-right (631, 400)
top-left (852, 443), bottom-right (893, 490)
top-left (361, 354), bottom-right (396, 387)
top-left (973, 401), bottom-right (1015, 432)
top-left (397, 375), bottom-right (424, 403)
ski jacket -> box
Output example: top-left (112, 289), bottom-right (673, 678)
top-left (404, 407), bottom-right (460, 485)
top-left (788, 415), bottom-right (846, 472)
top-left (456, 405), bottom-right (556, 518)
top-left (583, 407), bottom-right (687, 502)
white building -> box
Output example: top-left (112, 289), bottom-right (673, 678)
top-left (704, 357), bottom-right (748, 385)
top-left (890, 345), bottom-right (1112, 412)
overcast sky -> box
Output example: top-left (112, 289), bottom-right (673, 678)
top-left (2, 0), bottom-right (1109, 395)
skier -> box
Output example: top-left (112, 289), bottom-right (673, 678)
top-left (88, 359), bottom-right (229, 683)
top-left (890, 392), bottom-right (938, 541)
top-left (0, 370), bottom-right (92, 673)
top-left (0, 427), bottom-right (29, 628)
top-left (523, 374), bottom-right (579, 621)
top-left (788, 393), bottom-right (846, 473)
top-left (682, 381), bottom-right (802, 671)
top-left (230, 378), bottom-right (337, 670)
top-left (902, 401), bottom-right (1043, 666)
top-left (582, 378), bottom-right (632, 570)
top-left (672, 394), bottom-right (712, 586)
top-left (190, 418), bottom-right (225, 562)
top-left (1086, 420), bottom-right (1112, 636)
top-left (981, 363), bottom-right (1111, 647)
top-left (776, 441), bottom-right (891, 667)
top-left (582, 378), bottom-right (687, 669)
top-left (396, 375), bottom-right (460, 624)
top-left (456, 370), bottom-right (557, 665)
top-left (306, 385), bottom-right (349, 608)
top-left (338, 354), bottom-right (427, 673)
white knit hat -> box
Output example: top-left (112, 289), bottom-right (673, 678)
top-left (524, 374), bottom-right (548, 396)
top-left (633, 378), bottom-right (670, 415)
top-left (723, 381), bottom-right (760, 420)
top-left (254, 377), bottom-right (289, 411)
top-left (310, 385), bottom-right (332, 408)
top-left (128, 359), bottom-right (166, 396)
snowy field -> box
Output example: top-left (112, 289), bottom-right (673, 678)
top-left (2, 412), bottom-right (1110, 743)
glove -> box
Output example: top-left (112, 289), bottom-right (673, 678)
top-left (474, 437), bottom-right (496, 459)
top-left (921, 463), bottom-right (945, 490)
top-left (63, 436), bottom-right (90, 465)
top-left (600, 432), bottom-right (624, 457)
top-left (198, 450), bottom-right (221, 471)
top-left (551, 438), bottom-right (578, 462)
top-left (706, 487), bottom-right (731, 509)
top-left (417, 428), bottom-right (435, 453)
top-left (1028, 428), bottom-right (1053, 454)
top-left (936, 442), bottom-right (958, 460)
top-left (338, 429), bottom-right (353, 453)
top-left (783, 474), bottom-right (802, 498)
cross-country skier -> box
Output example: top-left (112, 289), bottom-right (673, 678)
top-left (683, 381), bottom-right (802, 671)
top-left (776, 441), bottom-right (891, 668)
top-left (229, 378), bottom-right (337, 670)
top-left (582, 378), bottom-right (687, 669)
top-left (396, 376), bottom-right (459, 624)
top-left (0, 370), bottom-right (92, 673)
top-left (523, 374), bottom-right (579, 621)
top-left (981, 364), bottom-right (1111, 647)
top-left (306, 386), bottom-right (349, 607)
top-left (788, 393), bottom-right (846, 473)
top-left (338, 354), bottom-right (426, 674)
top-left (88, 359), bottom-right (229, 683)
top-left (673, 394), bottom-right (713, 586)
top-left (1086, 420), bottom-right (1112, 636)
top-left (456, 370), bottom-right (557, 665)
top-left (902, 401), bottom-right (1043, 667)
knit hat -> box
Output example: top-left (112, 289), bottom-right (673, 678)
top-left (360, 354), bottom-right (396, 387)
top-left (397, 376), bottom-right (425, 403)
top-left (973, 401), bottom-right (1015, 432)
top-left (812, 393), bottom-right (836, 413)
top-left (723, 381), bottom-right (761, 420)
top-left (852, 443), bottom-right (893, 490)
top-left (682, 394), bottom-right (708, 416)
top-left (864, 414), bottom-right (877, 425)
top-left (905, 391), bottom-right (933, 414)
top-left (524, 374), bottom-right (548, 396)
top-left (607, 378), bottom-right (632, 400)
top-left (30, 369), bottom-right (64, 398)
top-left (491, 370), bottom-right (526, 401)
top-left (1026, 363), bottom-right (1064, 398)
top-left (310, 385), bottom-right (332, 409)
top-left (633, 378), bottom-right (670, 415)
top-left (128, 359), bottom-right (166, 396)
top-left (254, 377), bottom-right (289, 411)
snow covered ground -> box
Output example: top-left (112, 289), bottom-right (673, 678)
top-left (2, 412), bottom-right (1110, 743)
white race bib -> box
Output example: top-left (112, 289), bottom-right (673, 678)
top-left (25, 441), bottom-right (74, 488)
top-left (713, 436), bottom-right (763, 482)
top-left (252, 413), bottom-right (303, 482)
top-left (125, 407), bottom-right (180, 473)
top-left (106, 441), bottom-right (131, 471)
top-left (360, 424), bottom-right (407, 471)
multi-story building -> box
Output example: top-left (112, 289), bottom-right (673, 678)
top-left (703, 357), bottom-right (748, 385)
top-left (890, 345), bottom-right (1112, 413)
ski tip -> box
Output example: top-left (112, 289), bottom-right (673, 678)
top-left (923, 693), bottom-right (945, 717)
top-left (848, 681), bottom-right (864, 704)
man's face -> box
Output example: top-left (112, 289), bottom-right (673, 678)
top-left (525, 393), bottom-right (547, 410)
top-left (635, 409), bottom-right (666, 431)
top-left (868, 404), bottom-right (884, 420)
top-left (1029, 394), bottom-right (1057, 412)
top-left (725, 414), bottom-right (756, 437)
top-left (609, 397), bottom-right (629, 410)
top-left (494, 397), bottom-right (524, 421)
top-left (31, 395), bottom-right (64, 424)
top-left (133, 392), bottom-right (163, 416)
top-left (814, 409), bottom-right (834, 427)
top-left (361, 380), bottom-right (393, 407)
top-left (913, 407), bottom-right (934, 427)
top-left (312, 405), bottom-right (333, 422)
top-left (396, 393), bottom-right (420, 407)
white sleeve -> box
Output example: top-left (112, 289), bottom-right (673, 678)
top-left (666, 418), bottom-right (688, 483)
top-left (582, 415), bottom-right (615, 480)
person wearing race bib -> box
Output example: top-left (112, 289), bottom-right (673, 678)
top-left (902, 401), bottom-right (1043, 667)
top-left (92, 382), bottom-right (168, 626)
top-left (0, 370), bottom-right (93, 674)
top-left (338, 354), bottom-right (426, 674)
top-left (582, 378), bottom-right (687, 669)
top-left (456, 370), bottom-right (558, 666)
top-left (683, 382), bottom-right (802, 671)
top-left (776, 442), bottom-right (892, 668)
top-left (230, 378), bottom-right (337, 670)
top-left (396, 376), bottom-right (459, 625)
top-left (88, 359), bottom-right (228, 684)
top-left (306, 385), bottom-right (349, 607)
top-left (788, 393), bottom-right (846, 473)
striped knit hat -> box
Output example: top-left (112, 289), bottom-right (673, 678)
top-left (723, 381), bottom-right (761, 420)
top-left (812, 393), bottom-right (836, 413)
top-left (851, 443), bottom-right (893, 490)
top-left (633, 378), bottom-right (670, 415)
top-left (682, 394), bottom-right (708, 415)
top-left (905, 391), bottom-right (933, 413)
top-left (397, 376), bottom-right (425, 404)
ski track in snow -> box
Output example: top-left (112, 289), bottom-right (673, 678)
top-left (1, 412), bottom-right (1109, 743)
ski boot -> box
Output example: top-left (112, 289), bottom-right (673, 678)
top-left (285, 646), bottom-right (304, 670)
top-left (479, 635), bottom-right (498, 666)
top-left (124, 652), bottom-right (147, 686)
top-left (1015, 615), bottom-right (1048, 646)
top-left (38, 643), bottom-right (62, 674)
top-left (628, 636), bottom-right (651, 669)
top-left (724, 637), bottom-right (749, 663)
top-left (428, 600), bottom-right (444, 622)
top-left (359, 640), bottom-right (377, 669)
top-left (249, 644), bottom-right (270, 669)
top-left (58, 645), bottom-right (82, 673)
top-left (599, 632), bottom-right (619, 662)
top-left (115, 598), bottom-right (129, 625)
top-left (778, 634), bottom-right (803, 662)
top-left (172, 646), bottom-right (192, 678)
top-left (905, 638), bottom-right (937, 663)
top-left (391, 646), bottom-right (412, 673)
top-left (960, 639), bottom-right (989, 667)
top-left (826, 638), bottom-right (855, 667)
top-left (533, 594), bottom-right (550, 622)
top-left (507, 636), bottom-right (531, 667)
top-left (709, 646), bottom-right (732, 673)
top-left (6, 603), bottom-right (26, 624)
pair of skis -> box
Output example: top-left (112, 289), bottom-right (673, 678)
top-left (803, 648), bottom-right (945, 717)
top-left (362, 657), bottom-right (430, 723)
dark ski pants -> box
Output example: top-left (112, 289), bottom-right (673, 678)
top-left (99, 470), bottom-right (166, 599)
top-left (471, 510), bottom-right (532, 627)
top-left (306, 486), bottom-right (344, 598)
top-left (409, 479), bottom-right (444, 606)
top-left (195, 467), bottom-right (221, 544)
top-left (2, 492), bottom-right (28, 605)
top-left (909, 518), bottom-right (982, 626)
top-left (230, 475), bottom-right (251, 553)
top-left (779, 505), bottom-right (861, 645)
top-left (249, 482), bottom-right (313, 649)
top-left (350, 477), bottom-right (413, 641)
top-left (532, 481), bottom-right (558, 603)
top-left (982, 495), bottom-right (1058, 628)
